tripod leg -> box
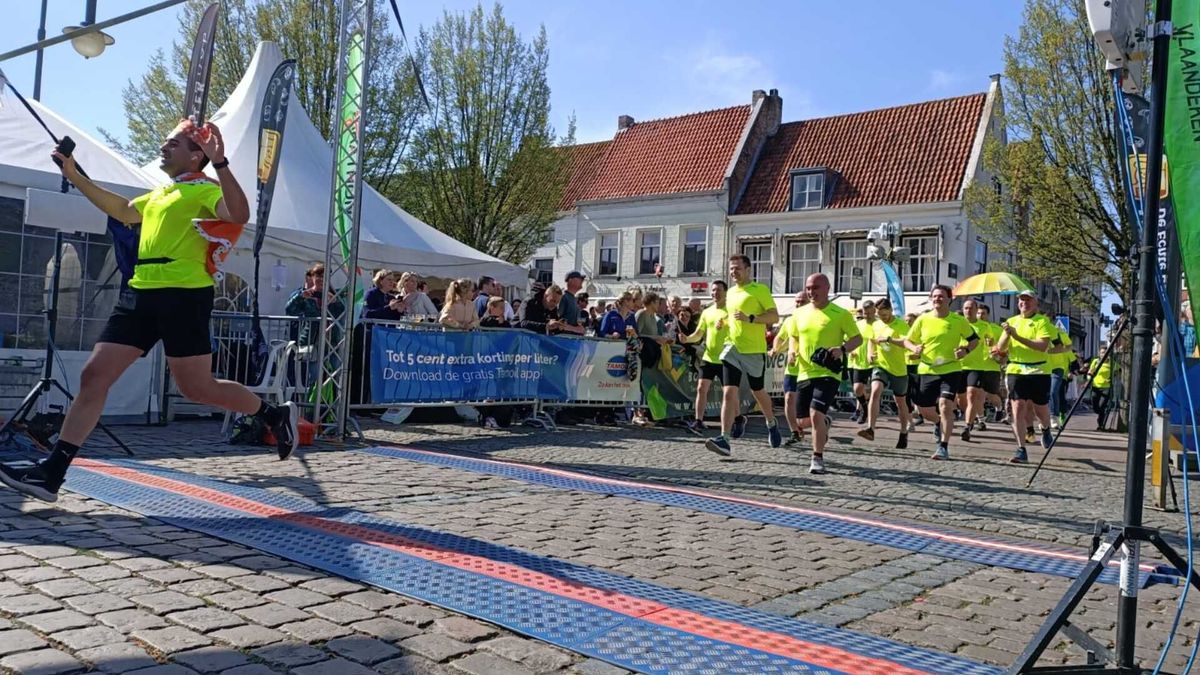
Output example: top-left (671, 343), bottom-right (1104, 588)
top-left (49, 381), bottom-right (134, 457)
top-left (1148, 532), bottom-right (1200, 593)
top-left (1007, 532), bottom-right (1123, 674)
top-left (0, 379), bottom-right (49, 444)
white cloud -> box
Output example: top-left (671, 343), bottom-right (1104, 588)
top-left (928, 69), bottom-right (962, 92)
top-left (679, 38), bottom-right (774, 104)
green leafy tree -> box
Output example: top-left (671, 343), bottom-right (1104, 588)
top-left (104, 0), bottom-right (421, 183)
top-left (964, 0), bottom-right (1136, 306)
top-left (394, 3), bottom-right (572, 263)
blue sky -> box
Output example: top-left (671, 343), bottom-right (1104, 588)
top-left (1, 0), bottom-right (1024, 147)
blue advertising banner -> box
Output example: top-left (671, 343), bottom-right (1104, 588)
top-left (370, 326), bottom-right (636, 404)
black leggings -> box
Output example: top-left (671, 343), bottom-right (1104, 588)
top-left (1092, 389), bottom-right (1111, 425)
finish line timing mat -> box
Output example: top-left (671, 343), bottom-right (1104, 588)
top-left (352, 446), bottom-right (1180, 588)
top-left (51, 456), bottom-right (1000, 675)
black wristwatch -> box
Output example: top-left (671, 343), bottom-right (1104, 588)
top-left (748, 314), bottom-right (756, 324)
top-left (212, 157), bottom-right (230, 170)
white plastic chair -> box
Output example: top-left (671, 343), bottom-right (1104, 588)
top-left (221, 340), bottom-right (299, 436)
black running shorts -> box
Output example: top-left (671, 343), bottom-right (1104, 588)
top-left (699, 361), bottom-right (722, 381)
top-left (99, 287), bottom-right (215, 358)
top-left (849, 367), bottom-right (872, 386)
top-left (797, 377), bottom-right (840, 415)
top-left (1006, 374), bottom-right (1051, 405)
top-left (915, 372), bottom-right (965, 408)
top-left (965, 370), bottom-right (1002, 396)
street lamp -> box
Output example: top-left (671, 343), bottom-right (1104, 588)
top-left (63, 1), bottom-right (115, 59)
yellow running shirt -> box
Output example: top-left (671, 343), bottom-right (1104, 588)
top-left (1089, 357), bottom-right (1112, 388)
top-left (872, 317), bottom-right (911, 377)
top-left (695, 305), bottom-right (729, 365)
top-left (961, 320), bottom-right (1002, 372)
top-left (129, 181), bottom-right (223, 289)
top-left (1050, 329), bottom-right (1074, 372)
top-left (848, 317), bottom-right (875, 370)
top-left (788, 302), bottom-right (860, 381)
top-left (1002, 314), bottom-right (1058, 375)
top-left (775, 313), bottom-right (803, 377)
top-left (725, 282), bottom-right (776, 354)
top-left (907, 311), bottom-right (977, 375)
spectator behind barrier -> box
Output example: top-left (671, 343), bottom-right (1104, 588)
top-left (286, 263), bottom-right (345, 347)
top-left (556, 271), bottom-right (587, 335)
top-left (480, 296), bottom-right (510, 328)
top-left (511, 297), bottom-right (522, 320)
top-left (399, 272), bottom-right (439, 319)
top-left (439, 278), bottom-right (480, 330)
top-left (363, 269), bottom-right (405, 321)
top-left (474, 275), bottom-right (498, 318)
top-left (598, 292), bottom-right (633, 339)
top-left (521, 284), bottom-right (566, 334)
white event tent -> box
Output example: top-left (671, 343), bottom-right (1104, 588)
top-left (140, 41), bottom-right (527, 314)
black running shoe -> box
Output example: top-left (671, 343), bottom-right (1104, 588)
top-left (271, 401), bottom-right (300, 460)
top-left (856, 427), bottom-right (875, 442)
top-left (961, 425), bottom-right (972, 442)
top-left (784, 431), bottom-right (804, 447)
top-left (0, 461), bottom-right (64, 503)
top-left (731, 415), bottom-right (747, 439)
top-left (896, 433), bottom-right (908, 450)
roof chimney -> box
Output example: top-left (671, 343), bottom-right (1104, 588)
top-left (618, 115), bottom-right (635, 131)
top-left (752, 89), bottom-right (766, 105)
top-left (990, 73), bottom-right (1001, 84)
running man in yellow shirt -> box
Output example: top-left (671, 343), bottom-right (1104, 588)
top-left (680, 280), bottom-right (729, 435)
top-left (1, 121), bottom-right (301, 504)
top-left (992, 289), bottom-right (1060, 462)
top-left (902, 285), bottom-right (978, 460)
top-left (785, 274), bottom-right (862, 473)
top-left (857, 298), bottom-right (912, 448)
top-left (848, 301), bottom-right (876, 423)
top-left (770, 290), bottom-right (810, 446)
top-left (704, 255), bottom-right (781, 456)
top-left (959, 298), bottom-right (1002, 442)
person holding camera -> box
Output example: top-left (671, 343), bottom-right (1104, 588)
top-left (1, 120), bottom-right (301, 503)
top-left (781, 273), bottom-right (861, 474)
top-left (902, 284), bottom-right (978, 461)
top-left (703, 255), bottom-right (783, 457)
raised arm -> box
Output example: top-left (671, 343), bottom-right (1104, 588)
top-left (195, 124), bottom-right (250, 224)
top-left (53, 152), bottom-right (141, 224)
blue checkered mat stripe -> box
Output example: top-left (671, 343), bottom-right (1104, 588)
top-left (352, 446), bottom-right (1174, 587)
top-left (61, 459), bottom-right (1000, 675)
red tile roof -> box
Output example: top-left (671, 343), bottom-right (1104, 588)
top-left (575, 105), bottom-right (752, 203)
top-left (735, 93), bottom-right (987, 214)
top-left (557, 140), bottom-right (611, 211)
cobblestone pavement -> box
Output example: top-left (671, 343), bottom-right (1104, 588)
top-left (0, 413), bottom-right (1197, 673)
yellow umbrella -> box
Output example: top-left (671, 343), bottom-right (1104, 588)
top-left (953, 272), bottom-right (1034, 296)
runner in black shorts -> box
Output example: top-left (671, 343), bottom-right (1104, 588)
top-left (680, 281), bottom-right (729, 434)
top-left (992, 290), bottom-right (1059, 463)
top-left (902, 285), bottom-right (977, 461)
top-left (0, 120), bottom-right (300, 504)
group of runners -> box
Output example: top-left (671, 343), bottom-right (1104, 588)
top-left (682, 254), bottom-right (1091, 474)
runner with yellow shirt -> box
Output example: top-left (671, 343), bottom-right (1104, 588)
top-left (902, 285), bottom-right (978, 460)
top-left (848, 301), bottom-right (876, 423)
top-left (991, 289), bottom-right (1061, 463)
top-left (1047, 326), bottom-right (1074, 429)
top-left (770, 291), bottom-right (810, 446)
top-left (704, 255), bottom-right (781, 457)
top-left (856, 298), bottom-right (911, 448)
top-left (1087, 348), bottom-right (1113, 430)
top-left (0, 121), bottom-right (300, 504)
top-left (785, 273), bottom-right (862, 474)
top-left (959, 299), bottom-right (1002, 442)
top-left (680, 280), bottom-right (729, 435)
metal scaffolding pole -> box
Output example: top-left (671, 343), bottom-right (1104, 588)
top-left (315, 0), bottom-right (373, 438)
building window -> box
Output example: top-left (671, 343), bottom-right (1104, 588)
top-left (597, 232), bottom-right (618, 276)
top-left (681, 228), bottom-right (706, 275)
top-left (901, 235), bottom-right (937, 293)
top-left (533, 258), bottom-right (553, 284)
top-left (787, 240), bottom-right (821, 293)
top-left (790, 172), bottom-right (825, 210)
top-left (638, 230), bottom-right (661, 276)
top-left (974, 239), bottom-right (988, 275)
top-left (741, 242), bottom-right (773, 287)
top-left (836, 239), bottom-right (873, 293)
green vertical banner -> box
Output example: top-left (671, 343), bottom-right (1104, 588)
top-left (1165, 11), bottom-right (1200, 306)
top-left (335, 31), bottom-right (365, 263)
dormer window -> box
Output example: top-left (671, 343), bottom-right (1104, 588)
top-left (790, 170), bottom-right (826, 210)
